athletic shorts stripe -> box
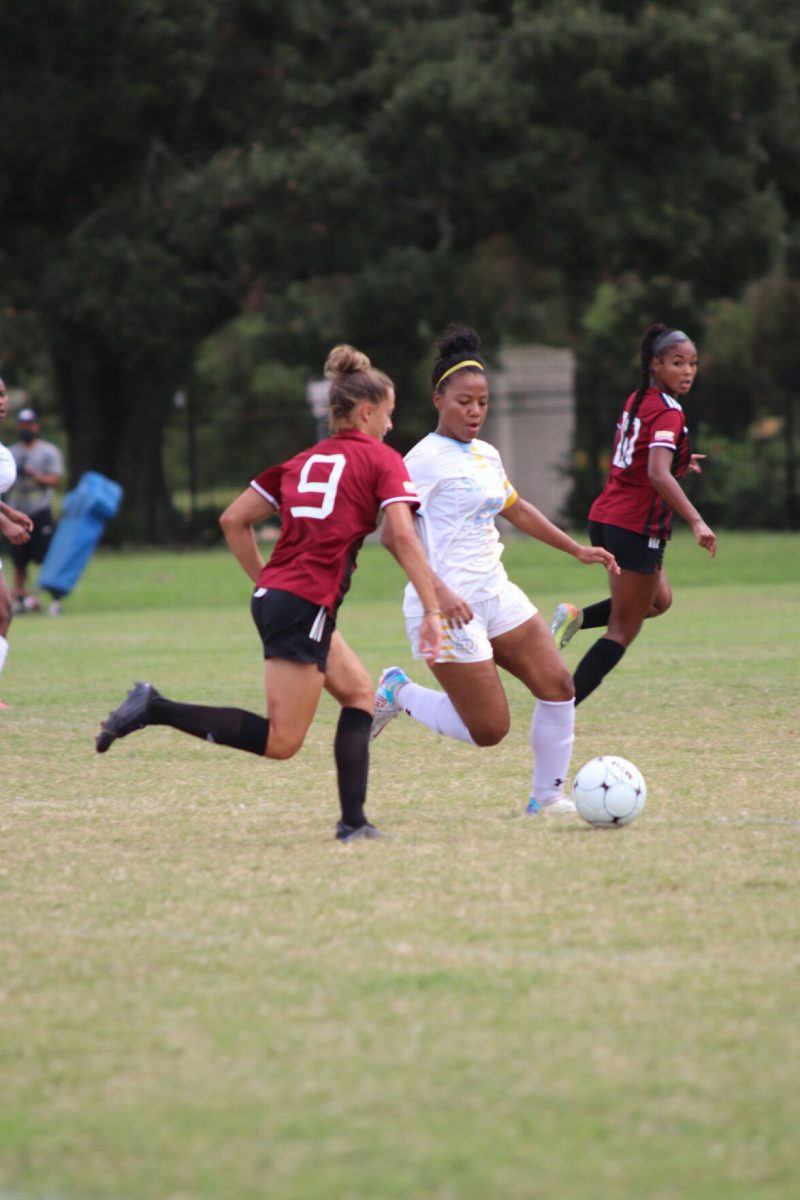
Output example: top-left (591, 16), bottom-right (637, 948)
top-left (588, 520), bottom-right (665, 575)
top-left (308, 605), bottom-right (327, 642)
top-left (250, 587), bottom-right (335, 670)
top-left (405, 581), bottom-right (537, 664)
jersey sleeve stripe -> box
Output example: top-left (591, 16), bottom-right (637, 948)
top-left (501, 487), bottom-right (519, 511)
top-left (380, 495), bottom-right (420, 509)
top-left (647, 440), bottom-right (676, 451)
top-left (250, 479), bottom-right (279, 508)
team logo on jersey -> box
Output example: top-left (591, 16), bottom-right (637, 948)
top-left (653, 429), bottom-right (676, 444)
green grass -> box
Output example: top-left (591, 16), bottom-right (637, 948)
top-left (1, 531), bottom-right (798, 1200)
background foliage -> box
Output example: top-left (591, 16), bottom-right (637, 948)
top-left (1, 0), bottom-right (799, 535)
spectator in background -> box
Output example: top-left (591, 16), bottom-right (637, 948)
top-left (5, 407), bottom-right (64, 616)
top-left (0, 379), bottom-right (34, 708)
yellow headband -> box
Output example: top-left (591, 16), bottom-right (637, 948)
top-left (434, 359), bottom-right (485, 390)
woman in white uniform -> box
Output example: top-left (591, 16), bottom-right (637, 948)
top-left (0, 378), bottom-right (34, 707)
top-left (373, 327), bottom-right (618, 813)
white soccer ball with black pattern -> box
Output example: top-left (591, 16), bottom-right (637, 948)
top-left (571, 756), bottom-right (646, 828)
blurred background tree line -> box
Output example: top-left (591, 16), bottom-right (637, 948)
top-left (1, 0), bottom-right (798, 539)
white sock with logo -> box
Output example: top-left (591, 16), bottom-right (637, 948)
top-left (531, 698), bottom-right (575, 803)
top-left (0, 634), bottom-right (8, 676)
top-left (397, 680), bottom-right (476, 745)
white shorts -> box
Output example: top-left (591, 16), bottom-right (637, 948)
top-left (406, 581), bottom-right (538, 664)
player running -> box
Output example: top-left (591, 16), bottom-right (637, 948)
top-left (550, 323), bottom-right (717, 704)
top-left (370, 325), bottom-right (618, 816)
top-left (95, 345), bottom-right (441, 842)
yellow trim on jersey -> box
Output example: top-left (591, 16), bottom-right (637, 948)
top-left (501, 485), bottom-right (518, 511)
top-left (435, 359), bottom-right (486, 390)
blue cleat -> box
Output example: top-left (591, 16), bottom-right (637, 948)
top-left (370, 666), bottom-right (411, 741)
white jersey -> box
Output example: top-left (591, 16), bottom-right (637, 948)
top-left (0, 442), bottom-right (17, 497)
top-left (402, 432), bottom-right (518, 613)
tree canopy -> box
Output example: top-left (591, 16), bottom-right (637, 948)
top-left (1, 0), bottom-right (799, 534)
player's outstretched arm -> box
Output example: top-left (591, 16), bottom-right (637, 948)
top-left (220, 488), bottom-right (276, 582)
top-left (380, 512), bottom-right (473, 628)
top-left (501, 497), bottom-right (619, 574)
top-left (381, 503), bottom-right (442, 662)
top-left (0, 507), bottom-right (31, 544)
top-left (0, 502), bottom-right (33, 533)
top-left (648, 448), bottom-right (717, 558)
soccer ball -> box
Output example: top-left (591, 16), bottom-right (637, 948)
top-left (571, 756), bottom-right (646, 828)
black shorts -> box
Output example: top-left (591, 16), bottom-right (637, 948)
top-left (250, 587), bottom-right (335, 671)
top-left (8, 508), bottom-right (56, 570)
top-left (588, 520), bottom-right (666, 575)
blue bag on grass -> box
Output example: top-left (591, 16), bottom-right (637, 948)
top-left (37, 471), bottom-right (123, 598)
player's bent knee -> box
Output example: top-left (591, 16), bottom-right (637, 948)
top-left (265, 733), bottom-right (305, 761)
top-left (607, 622), bottom-right (641, 648)
top-left (341, 685), bottom-right (375, 714)
top-left (536, 667), bottom-right (574, 703)
top-left (470, 720), bottom-right (509, 748)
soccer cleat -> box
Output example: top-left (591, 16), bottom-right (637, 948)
top-left (550, 602), bottom-right (583, 649)
top-left (96, 681), bottom-right (160, 753)
top-left (370, 665), bottom-right (410, 741)
top-left (335, 820), bottom-right (385, 842)
top-left (526, 794), bottom-right (577, 815)
top-left (47, 600), bottom-right (64, 617)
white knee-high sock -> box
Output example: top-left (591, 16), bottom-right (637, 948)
top-left (397, 680), bottom-right (476, 745)
top-left (0, 635), bottom-right (8, 676)
top-left (531, 698), bottom-right (575, 803)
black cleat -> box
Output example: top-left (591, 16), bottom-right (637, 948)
top-left (96, 681), bottom-right (160, 753)
top-left (335, 820), bottom-right (385, 843)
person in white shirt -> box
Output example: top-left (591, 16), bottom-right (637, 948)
top-left (6, 406), bottom-right (64, 614)
top-left (372, 326), bottom-right (618, 814)
top-left (0, 380), bottom-right (34, 707)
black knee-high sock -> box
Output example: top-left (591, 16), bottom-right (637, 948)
top-left (149, 696), bottom-right (269, 755)
top-left (580, 598), bottom-right (612, 629)
top-left (334, 707), bottom-right (371, 827)
top-left (573, 637), bottom-right (626, 705)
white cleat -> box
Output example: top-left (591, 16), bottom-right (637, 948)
top-left (526, 794), bottom-right (577, 815)
top-left (370, 665), bottom-right (411, 741)
top-left (550, 602), bottom-right (583, 650)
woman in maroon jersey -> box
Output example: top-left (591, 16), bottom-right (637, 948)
top-left (550, 323), bottom-right (717, 704)
top-left (95, 345), bottom-right (442, 842)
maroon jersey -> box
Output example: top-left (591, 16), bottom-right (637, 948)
top-left (251, 429), bottom-right (419, 615)
top-left (589, 387), bottom-right (691, 540)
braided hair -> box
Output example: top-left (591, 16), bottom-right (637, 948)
top-left (624, 323), bottom-right (691, 438)
top-left (430, 325), bottom-right (487, 392)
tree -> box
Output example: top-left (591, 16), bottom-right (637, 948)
top-left (2, 1), bottom-right (800, 536)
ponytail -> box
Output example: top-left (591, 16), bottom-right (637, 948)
top-left (625, 323), bottom-right (670, 434)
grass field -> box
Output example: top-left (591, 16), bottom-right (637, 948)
top-left (1, 531), bottom-right (798, 1200)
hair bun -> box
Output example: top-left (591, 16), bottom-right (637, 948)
top-left (324, 344), bottom-right (372, 379)
top-left (435, 324), bottom-right (481, 360)
top-left (642, 323), bottom-right (670, 343)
